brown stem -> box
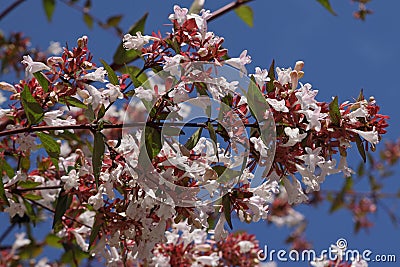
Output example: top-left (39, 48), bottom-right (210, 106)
top-left (27, 198), bottom-right (92, 229)
top-left (0, 0), bottom-right (25, 21)
top-left (0, 122), bottom-right (258, 137)
top-left (207, 0), bottom-right (254, 22)
top-left (12, 185), bottom-right (63, 192)
top-left (59, 0), bottom-right (122, 37)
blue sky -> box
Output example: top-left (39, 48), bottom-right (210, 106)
top-left (1, 0), bottom-right (399, 266)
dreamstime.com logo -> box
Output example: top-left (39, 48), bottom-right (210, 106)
top-left (122, 61), bottom-right (276, 207)
top-left (257, 238), bottom-right (397, 263)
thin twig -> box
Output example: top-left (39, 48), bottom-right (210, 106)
top-left (0, 0), bottom-right (25, 21)
top-left (12, 185), bottom-right (63, 192)
top-left (207, 0), bottom-right (254, 22)
top-left (0, 122), bottom-right (259, 137)
top-left (59, 0), bottom-right (122, 37)
top-left (27, 198), bottom-right (92, 229)
top-left (0, 223), bottom-right (16, 245)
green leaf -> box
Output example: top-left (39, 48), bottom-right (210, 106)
top-left (123, 65), bottom-right (148, 88)
top-left (207, 122), bottom-right (218, 160)
top-left (23, 194), bottom-right (43, 201)
top-left (266, 59), bottom-right (275, 93)
top-left (144, 126), bottom-right (162, 161)
top-left (84, 104), bottom-right (95, 122)
top-left (355, 134), bottom-right (366, 163)
top-left (212, 165), bottom-right (241, 185)
top-left (92, 132), bottom-right (105, 187)
top-left (20, 156), bottom-right (31, 171)
top-left (97, 104), bottom-right (106, 120)
top-left (100, 59), bottom-right (119, 86)
top-left (83, 13), bottom-right (94, 29)
top-left (59, 96), bottom-right (87, 109)
top-left (329, 177), bottom-right (352, 213)
top-left (0, 158), bottom-right (14, 179)
top-left (52, 189), bottom-right (72, 231)
top-left (21, 85), bottom-right (44, 125)
top-left (42, 0), bottom-right (56, 22)
top-left (329, 96), bottom-right (341, 126)
top-left (222, 194), bottom-right (233, 229)
top-left (184, 127), bottom-right (203, 150)
top-left (113, 13), bottom-right (148, 66)
top-left (33, 72), bottom-right (49, 92)
top-left (106, 15), bottom-right (123, 27)
top-left (18, 181), bottom-right (42, 189)
top-left (45, 234), bottom-right (63, 248)
top-left (234, 5), bottom-right (254, 27)
top-left (189, 0), bottom-right (205, 14)
top-left (316, 0), bottom-right (337, 16)
top-left (61, 244), bottom-right (88, 266)
top-left (356, 89), bottom-right (364, 102)
top-left (37, 132), bottom-right (60, 168)
top-left (0, 173), bottom-right (9, 205)
top-left (89, 214), bottom-right (102, 249)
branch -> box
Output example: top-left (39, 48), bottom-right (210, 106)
top-left (0, 0), bottom-right (25, 21)
top-left (0, 122), bottom-right (259, 137)
top-left (27, 198), bottom-right (92, 229)
top-left (59, 0), bottom-right (122, 37)
top-left (207, 0), bottom-right (254, 22)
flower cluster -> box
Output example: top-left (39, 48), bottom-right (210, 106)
top-left (0, 4), bottom-right (388, 267)
top-left (151, 221), bottom-right (260, 267)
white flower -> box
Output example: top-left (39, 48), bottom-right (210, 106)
top-left (310, 257), bottom-right (330, 267)
top-left (250, 136), bottom-right (270, 157)
top-left (83, 84), bottom-right (105, 110)
top-left (168, 5), bottom-right (188, 25)
top-left (88, 190), bottom-right (103, 210)
top-left (163, 54), bottom-right (185, 76)
top-left (317, 159), bottom-right (339, 182)
top-left (351, 255), bottom-right (368, 267)
top-left (281, 127), bottom-right (307, 147)
top-left (296, 164), bottom-right (320, 192)
top-left (270, 207), bottom-right (305, 227)
top-left (134, 86), bottom-right (154, 102)
top-left (16, 133), bottom-right (36, 152)
top-left (251, 67), bottom-right (270, 88)
top-left (4, 199), bottom-right (26, 218)
top-left (349, 127), bottom-right (379, 145)
top-left (47, 41), bottom-right (63, 55)
top-left (4, 170), bottom-right (27, 187)
top-left (282, 176), bottom-right (308, 205)
top-left (237, 240), bottom-right (255, 253)
top-left (71, 230), bottom-right (89, 252)
top-left (347, 105), bottom-right (368, 123)
top-left (213, 215), bottom-right (228, 241)
top-left (0, 108), bottom-right (11, 119)
top-left (195, 252), bottom-right (220, 266)
top-left (276, 67), bottom-right (292, 85)
top-left (80, 67), bottom-right (108, 83)
top-left (0, 81), bottom-right (17, 93)
top-left (338, 156), bottom-right (354, 177)
top-left (61, 169), bottom-right (79, 191)
top-left (296, 147), bottom-right (324, 173)
top-left (295, 83), bottom-right (318, 110)
top-left (247, 195), bottom-right (269, 222)
top-left (10, 232), bottom-right (31, 255)
top-left (266, 98), bottom-right (289, 112)
top-left (104, 83), bottom-right (123, 102)
top-left (225, 50), bottom-right (251, 76)
top-left (35, 257), bottom-right (51, 267)
top-left (299, 105), bottom-right (326, 132)
top-left (43, 110), bottom-right (76, 134)
top-left (21, 55), bottom-right (51, 77)
top-left (123, 32), bottom-right (150, 50)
